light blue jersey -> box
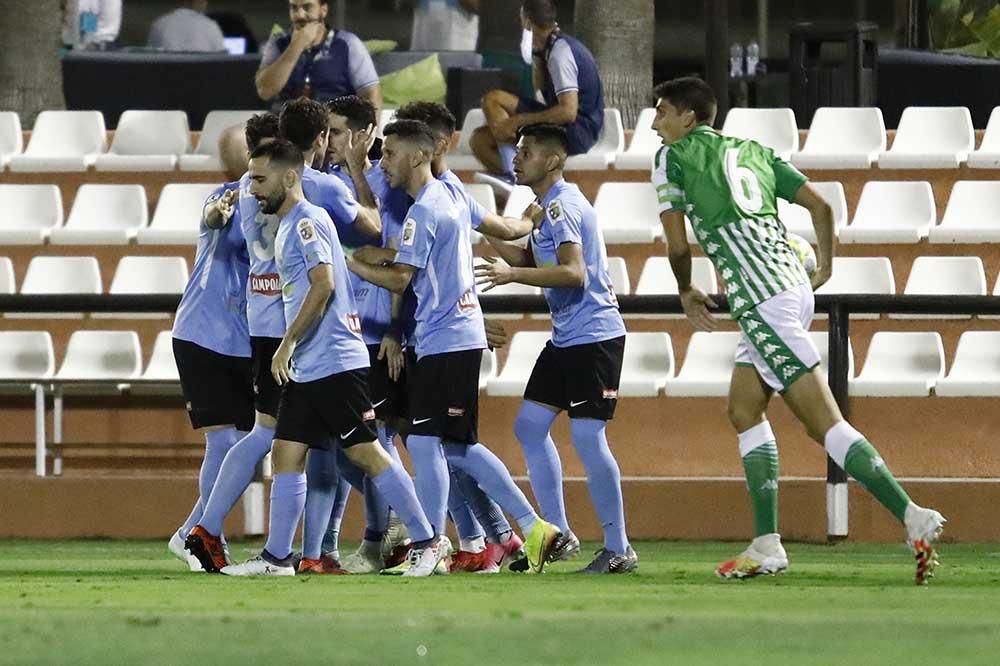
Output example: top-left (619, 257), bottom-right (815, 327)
top-left (173, 182), bottom-right (251, 357)
top-left (239, 172), bottom-right (285, 338)
top-left (530, 180), bottom-right (625, 347)
top-left (393, 179), bottom-right (487, 359)
top-left (275, 199), bottom-right (370, 382)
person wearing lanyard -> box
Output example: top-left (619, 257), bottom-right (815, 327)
top-left (255, 0), bottom-right (382, 116)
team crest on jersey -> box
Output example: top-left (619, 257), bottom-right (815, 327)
top-left (546, 200), bottom-right (563, 222)
top-left (297, 218), bottom-right (317, 243)
top-left (402, 218), bottom-right (416, 246)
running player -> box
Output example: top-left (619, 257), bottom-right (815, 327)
top-left (475, 123), bottom-right (636, 573)
top-left (650, 76), bottom-right (945, 584)
top-left (220, 139), bottom-right (443, 577)
top-left (168, 114), bottom-right (275, 570)
top-left (346, 120), bottom-right (562, 573)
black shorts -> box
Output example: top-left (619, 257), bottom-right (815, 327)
top-left (274, 368), bottom-right (378, 448)
top-left (516, 98), bottom-right (600, 156)
top-left (408, 349), bottom-right (482, 444)
top-left (173, 338), bottom-right (254, 431)
top-left (251, 336), bottom-right (282, 418)
top-left (523, 335), bottom-right (625, 420)
top-left (366, 344), bottom-right (404, 422)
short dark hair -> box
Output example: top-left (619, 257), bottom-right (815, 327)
top-left (518, 123), bottom-right (569, 155)
top-left (653, 77), bottom-right (717, 124)
top-left (326, 95), bottom-right (376, 132)
top-left (245, 112), bottom-right (279, 151)
top-left (395, 102), bottom-right (456, 141)
top-left (249, 138), bottom-right (304, 175)
top-left (522, 0), bottom-right (558, 27)
top-left (278, 98), bottom-right (329, 151)
top-left (383, 119), bottom-right (436, 155)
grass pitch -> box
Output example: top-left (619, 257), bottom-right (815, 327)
top-left (1, 540), bottom-right (999, 665)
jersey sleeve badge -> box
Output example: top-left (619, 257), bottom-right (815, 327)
top-left (546, 200), bottom-right (563, 223)
top-left (401, 218), bottom-right (416, 246)
top-left (297, 218), bottom-right (317, 243)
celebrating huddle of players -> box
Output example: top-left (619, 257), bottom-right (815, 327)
top-left (167, 77), bottom-right (946, 584)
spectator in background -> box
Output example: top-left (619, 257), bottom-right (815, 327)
top-left (147, 1), bottom-right (226, 53)
top-left (62, 0), bottom-right (121, 49)
top-left (411, 0), bottom-right (479, 51)
top-left (255, 0), bottom-right (382, 117)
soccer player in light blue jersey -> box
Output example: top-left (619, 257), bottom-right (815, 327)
top-left (220, 139), bottom-right (442, 577)
top-left (476, 124), bottom-right (636, 573)
top-left (347, 120), bottom-right (563, 574)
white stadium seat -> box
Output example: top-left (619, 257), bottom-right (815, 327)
top-left (137, 183), bottom-right (219, 245)
top-left (615, 108), bottom-right (660, 170)
top-left (0, 257), bottom-right (14, 294)
top-left (93, 256), bottom-right (190, 321)
top-left (850, 332), bottom-right (945, 397)
top-left (877, 106), bottom-right (974, 169)
top-left (607, 257), bottom-right (630, 295)
top-left (618, 332), bottom-right (674, 397)
top-left (791, 107), bottom-right (886, 169)
top-left (721, 108), bottom-right (798, 160)
top-left (446, 109), bottom-right (486, 171)
top-left (141, 331), bottom-right (180, 382)
top-left (54, 330), bottom-right (143, 382)
top-left (502, 185), bottom-right (536, 218)
top-left (663, 331), bottom-right (741, 397)
top-left (635, 256), bottom-right (718, 296)
top-left (479, 349), bottom-right (496, 391)
top-left (378, 108), bottom-right (397, 134)
top-left (479, 276), bottom-right (541, 320)
top-left (565, 109), bottom-right (626, 170)
top-left (809, 331), bottom-right (855, 378)
top-left (967, 106), bottom-right (1000, 169)
top-left (928, 181), bottom-right (1000, 243)
top-left (486, 331), bottom-right (549, 396)
top-left (776, 181), bottom-right (848, 242)
top-left (814, 257), bottom-right (895, 320)
top-left (464, 183), bottom-right (496, 244)
top-left (49, 184), bottom-right (148, 245)
top-left (12, 256), bottom-right (102, 320)
top-left (935, 332), bottom-right (1000, 397)
top-left (94, 110), bottom-right (190, 171)
top-left (891, 256), bottom-right (986, 320)
top-left (0, 184), bottom-right (63, 244)
top-left (0, 331), bottom-right (55, 381)
top-left (8, 111), bottom-right (106, 172)
top-left (593, 182), bottom-right (663, 243)
top-left (839, 181), bottom-right (936, 244)
top-left (179, 110), bottom-right (261, 171)
top-left (0, 111), bottom-right (23, 168)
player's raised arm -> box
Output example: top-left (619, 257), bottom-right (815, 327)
top-left (203, 188), bottom-right (237, 230)
top-left (346, 255), bottom-right (415, 295)
top-left (793, 184), bottom-right (836, 290)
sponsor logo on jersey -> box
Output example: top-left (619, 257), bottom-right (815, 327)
top-left (547, 200), bottom-right (563, 222)
top-left (297, 218), bottom-right (317, 243)
top-left (447, 407), bottom-right (465, 417)
top-left (250, 273), bottom-right (281, 296)
top-left (602, 388), bottom-right (618, 399)
top-left (458, 288), bottom-right (478, 311)
top-left (401, 218), bottom-right (416, 246)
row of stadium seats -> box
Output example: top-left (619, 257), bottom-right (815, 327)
top-left (8, 178), bottom-right (1000, 246)
top-left (3, 328), bottom-right (996, 399)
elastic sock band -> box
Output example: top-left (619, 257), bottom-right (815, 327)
top-left (738, 421), bottom-right (776, 458)
top-left (824, 420), bottom-right (865, 468)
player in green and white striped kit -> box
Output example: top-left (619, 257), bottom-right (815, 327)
top-left (650, 77), bottom-right (945, 584)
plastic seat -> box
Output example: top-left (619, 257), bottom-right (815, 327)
top-left (565, 109), bottom-right (626, 170)
top-left (502, 185), bottom-right (536, 218)
top-left (54, 330), bottom-right (143, 383)
top-left (480, 276), bottom-right (542, 320)
top-left (814, 257), bottom-right (895, 320)
top-left (618, 332), bottom-right (674, 397)
top-left (0, 257), bottom-right (13, 294)
top-left (486, 332), bottom-right (550, 396)
top-left (663, 332), bottom-right (741, 397)
top-left (94, 110), bottom-right (190, 171)
top-left (10, 256), bottom-right (102, 320)
top-left (378, 108), bottom-right (397, 134)
top-left (721, 108), bottom-right (798, 160)
top-left (179, 110), bottom-right (261, 171)
top-left (850, 332), bottom-right (944, 397)
top-left (479, 348), bottom-right (496, 391)
top-left (49, 184), bottom-right (148, 245)
top-left (928, 181), bottom-right (1000, 243)
top-left (791, 108), bottom-right (886, 169)
top-left (0, 111), bottom-right (23, 168)
top-left (839, 181), bottom-right (935, 244)
top-left (633, 257), bottom-right (718, 319)
top-left (593, 182), bottom-right (664, 243)
top-left (607, 257), bottom-right (630, 295)
top-left (935, 332), bottom-right (1000, 397)
top-left (775, 181), bottom-right (848, 242)
top-left (0, 184), bottom-right (63, 244)
top-left (93, 257), bottom-right (190, 320)
top-left (877, 106), bottom-right (974, 169)
top-left (141, 331), bottom-right (180, 382)
top-left (8, 111), bottom-right (106, 172)
top-left (0, 332), bottom-right (55, 382)
top-left (615, 108), bottom-right (660, 170)
top-left (137, 183), bottom-right (220, 245)
top-left (465, 183), bottom-right (497, 244)
top-left (967, 106), bottom-right (1000, 168)
top-left (446, 109), bottom-right (487, 171)
top-left (809, 331), bottom-right (854, 378)
top-left (891, 256), bottom-right (986, 320)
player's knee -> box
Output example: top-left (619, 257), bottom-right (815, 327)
top-left (727, 402), bottom-right (766, 433)
top-left (469, 126), bottom-right (493, 153)
top-left (343, 440), bottom-right (390, 476)
top-left (271, 439), bottom-right (307, 473)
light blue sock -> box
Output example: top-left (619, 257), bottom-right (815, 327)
top-left (514, 402), bottom-right (569, 532)
top-left (571, 418), bottom-right (629, 554)
top-left (370, 462), bottom-right (434, 543)
top-left (302, 448), bottom-right (338, 560)
top-left (361, 424), bottom-right (395, 536)
top-left (498, 143), bottom-right (517, 177)
top-left (407, 434), bottom-right (450, 535)
top-left (180, 427), bottom-right (242, 536)
top-left (263, 472), bottom-right (307, 560)
top-left (199, 424), bottom-right (274, 536)
top-left (448, 467), bottom-right (485, 541)
top-left (322, 476), bottom-right (352, 555)
top-left (335, 447), bottom-right (366, 492)
top-left (443, 443), bottom-right (537, 533)
top-left (452, 467), bottom-right (511, 541)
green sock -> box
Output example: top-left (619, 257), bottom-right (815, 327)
top-left (843, 439), bottom-right (911, 522)
top-left (742, 441), bottom-right (779, 537)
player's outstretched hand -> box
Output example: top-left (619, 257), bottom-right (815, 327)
top-left (810, 263), bottom-right (832, 291)
top-left (346, 123), bottom-right (376, 169)
top-left (474, 256), bottom-right (513, 292)
top-left (484, 320), bottom-right (508, 350)
top-left (524, 202), bottom-right (545, 228)
top-left (271, 340), bottom-right (295, 386)
top-left (378, 333), bottom-right (405, 381)
top-left (217, 189), bottom-right (237, 222)
top-left (351, 245), bottom-right (383, 266)
top-left (680, 287), bottom-right (718, 331)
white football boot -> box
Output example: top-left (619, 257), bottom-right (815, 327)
top-left (904, 503), bottom-right (946, 585)
top-left (716, 533), bottom-right (789, 579)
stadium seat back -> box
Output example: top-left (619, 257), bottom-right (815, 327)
top-left (565, 108), bottom-right (626, 170)
top-left (194, 110), bottom-right (261, 157)
top-left (593, 182), bottom-right (663, 243)
top-left (142, 331), bottom-right (180, 382)
top-left (107, 110), bottom-right (191, 156)
top-left (0, 111), bottom-right (23, 162)
top-left (935, 331), bottom-right (1000, 397)
top-left (636, 256), bottom-right (718, 296)
top-left (878, 106), bottom-right (974, 168)
top-left (776, 181), bottom-right (848, 242)
top-left (55, 331), bottom-right (142, 380)
top-left (851, 332), bottom-right (944, 397)
top-left (486, 331), bottom-right (550, 396)
top-left (606, 257), bottom-right (630, 295)
top-left (615, 108), bottom-right (659, 169)
top-left (24, 110), bottom-right (106, 157)
top-left (0, 331), bottom-right (55, 380)
top-left (793, 107), bottom-right (885, 168)
top-left (663, 331), bottom-right (740, 397)
top-left (447, 109), bottom-right (487, 171)
top-left (0, 185), bottom-right (63, 243)
top-left (138, 183), bottom-right (220, 245)
top-left (0, 257), bottom-right (15, 294)
top-left (841, 181), bottom-right (936, 243)
top-left (930, 181), bottom-right (1000, 243)
top-left (21, 256), bottom-right (102, 294)
top-left (721, 108), bottom-right (798, 159)
top-left (618, 332), bottom-right (674, 397)
top-left (52, 184), bottom-right (148, 245)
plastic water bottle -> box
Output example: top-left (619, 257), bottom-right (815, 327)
top-left (729, 43), bottom-right (744, 78)
top-left (746, 41), bottom-right (760, 76)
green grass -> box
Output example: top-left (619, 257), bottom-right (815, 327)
top-left (2, 540), bottom-right (1000, 665)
